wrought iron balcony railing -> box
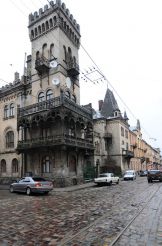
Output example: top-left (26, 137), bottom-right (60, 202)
top-left (17, 134), bottom-right (94, 151)
top-left (17, 95), bottom-right (92, 120)
top-left (67, 61), bottom-right (80, 77)
top-left (122, 150), bottom-right (134, 158)
top-left (35, 56), bottom-right (49, 74)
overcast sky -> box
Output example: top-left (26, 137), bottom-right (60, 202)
top-left (0, 0), bottom-right (161, 151)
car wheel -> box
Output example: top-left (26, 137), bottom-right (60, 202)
top-left (108, 181), bottom-right (112, 186)
top-left (26, 187), bottom-right (31, 195)
top-left (116, 179), bottom-right (119, 184)
top-left (10, 186), bottom-right (14, 193)
top-left (44, 191), bottom-right (49, 195)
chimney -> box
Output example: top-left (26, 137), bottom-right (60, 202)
top-left (98, 100), bottom-right (103, 111)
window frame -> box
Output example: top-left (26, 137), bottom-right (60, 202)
top-left (6, 131), bottom-right (14, 148)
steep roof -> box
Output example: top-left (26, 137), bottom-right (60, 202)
top-left (100, 88), bottom-right (120, 118)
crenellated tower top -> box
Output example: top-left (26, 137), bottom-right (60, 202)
top-left (29, 0), bottom-right (80, 33)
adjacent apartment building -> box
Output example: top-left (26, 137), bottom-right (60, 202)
top-left (93, 88), bottom-right (134, 175)
top-left (93, 89), bottom-right (161, 175)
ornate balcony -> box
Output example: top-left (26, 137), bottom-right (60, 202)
top-left (17, 134), bottom-right (94, 152)
top-left (122, 150), bottom-right (134, 159)
top-left (17, 95), bottom-right (92, 121)
top-left (35, 56), bottom-right (49, 74)
top-left (67, 61), bottom-right (79, 77)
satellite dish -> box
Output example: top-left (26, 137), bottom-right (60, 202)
top-left (66, 77), bottom-right (72, 88)
top-left (50, 60), bottom-right (58, 68)
top-left (52, 77), bottom-right (60, 86)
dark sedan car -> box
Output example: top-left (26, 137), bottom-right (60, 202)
top-left (10, 177), bottom-right (53, 195)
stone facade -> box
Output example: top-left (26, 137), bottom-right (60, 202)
top-left (0, 1), bottom-right (94, 186)
top-left (93, 89), bottom-right (133, 175)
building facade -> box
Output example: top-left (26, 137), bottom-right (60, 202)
top-left (93, 89), bottom-right (134, 175)
top-left (0, 1), bottom-right (94, 186)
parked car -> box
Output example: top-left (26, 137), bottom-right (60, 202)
top-left (140, 170), bottom-right (148, 177)
top-left (147, 170), bottom-right (162, 183)
top-left (94, 173), bottom-right (119, 186)
top-left (123, 170), bottom-right (136, 181)
top-left (9, 176), bottom-right (53, 195)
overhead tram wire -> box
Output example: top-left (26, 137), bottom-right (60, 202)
top-left (80, 43), bottom-right (153, 139)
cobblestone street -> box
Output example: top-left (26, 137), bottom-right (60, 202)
top-left (0, 177), bottom-right (162, 245)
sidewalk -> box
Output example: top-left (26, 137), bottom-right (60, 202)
top-left (0, 182), bottom-right (95, 192)
top-left (0, 185), bottom-right (9, 190)
top-left (52, 181), bottom-right (95, 192)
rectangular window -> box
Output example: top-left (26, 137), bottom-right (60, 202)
top-left (125, 130), bottom-right (128, 139)
top-left (121, 127), bottom-right (124, 137)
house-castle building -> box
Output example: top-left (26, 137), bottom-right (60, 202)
top-left (0, 1), bottom-right (94, 186)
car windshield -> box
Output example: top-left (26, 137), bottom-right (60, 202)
top-left (148, 170), bottom-right (160, 174)
top-left (99, 174), bottom-right (110, 177)
top-left (125, 172), bottom-right (133, 175)
top-left (32, 177), bottom-right (47, 181)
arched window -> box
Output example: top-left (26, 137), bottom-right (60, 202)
top-left (42, 156), bottom-right (50, 173)
top-left (46, 21), bottom-right (49, 30)
top-left (6, 131), bottom-right (14, 148)
top-left (50, 44), bottom-right (54, 60)
top-left (53, 16), bottom-right (57, 25)
top-left (67, 47), bottom-right (72, 64)
top-left (49, 18), bottom-right (53, 28)
top-left (31, 30), bottom-right (34, 39)
top-left (10, 103), bottom-right (15, 117)
top-left (38, 25), bottom-right (41, 35)
top-left (4, 105), bottom-right (9, 119)
top-left (42, 43), bottom-right (47, 58)
top-left (38, 92), bottom-right (45, 102)
top-left (36, 51), bottom-right (40, 59)
top-left (46, 89), bottom-right (53, 100)
top-left (35, 27), bottom-right (38, 37)
top-left (12, 158), bottom-right (18, 173)
top-left (1, 159), bottom-right (6, 173)
top-left (42, 23), bottom-right (45, 32)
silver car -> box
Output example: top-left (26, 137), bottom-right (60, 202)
top-left (10, 176), bottom-right (53, 195)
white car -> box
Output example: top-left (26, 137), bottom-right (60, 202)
top-left (94, 173), bottom-right (119, 186)
top-left (123, 170), bottom-right (136, 181)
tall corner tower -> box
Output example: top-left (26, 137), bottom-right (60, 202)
top-left (28, 0), bottom-right (81, 104)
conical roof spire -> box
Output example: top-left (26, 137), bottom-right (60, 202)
top-left (100, 88), bottom-right (121, 118)
top-left (124, 111), bottom-right (129, 120)
top-left (136, 119), bottom-right (141, 131)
